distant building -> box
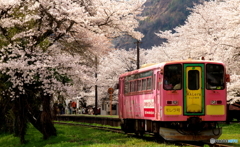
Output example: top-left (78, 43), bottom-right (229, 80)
top-left (101, 100), bottom-right (118, 115)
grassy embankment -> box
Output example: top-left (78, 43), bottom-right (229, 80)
top-left (0, 122), bottom-right (239, 147)
top-left (0, 123), bottom-right (175, 147)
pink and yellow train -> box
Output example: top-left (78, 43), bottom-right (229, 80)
top-left (118, 60), bottom-right (230, 141)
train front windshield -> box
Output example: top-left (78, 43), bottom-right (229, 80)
top-left (163, 64), bottom-right (182, 90)
top-left (163, 63), bottom-right (225, 90)
top-left (206, 64), bottom-right (224, 90)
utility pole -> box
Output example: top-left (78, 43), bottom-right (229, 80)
top-left (134, 40), bottom-right (142, 69)
top-left (95, 56), bottom-right (98, 115)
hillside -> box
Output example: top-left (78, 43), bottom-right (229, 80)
top-left (114, 0), bottom-right (205, 49)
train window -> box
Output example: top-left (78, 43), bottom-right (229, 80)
top-left (206, 64), bottom-right (224, 90)
top-left (124, 81), bottom-right (129, 94)
top-left (153, 74), bottom-right (156, 90)
top-left (134, 81), bottom-right (138, 91)
top-left (138, 80), bottom-right (142, 91)
top-left (147, 78), bottom-right (152, 90)
top-left (130, 81), bottom-right (135, 92)
top-left (164, 64), bottom-right (182, 90)
top-left (188, 70), bottom-right (199, 90)
top-left (124, 70), bottom-right (153, 94)
top-left (142, 79), bottom-right (147, 90)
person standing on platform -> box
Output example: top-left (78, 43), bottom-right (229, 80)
top-left (71, 101), bottom-right (77, 114)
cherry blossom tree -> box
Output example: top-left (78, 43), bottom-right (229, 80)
top-left (96, 48), bottom-right (148, 103)
top-left (149, 0), bottom-right (240, 102)
top-left (0, 0), bottom-right (145, 143)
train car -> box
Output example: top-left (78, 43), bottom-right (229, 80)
top-left (118, 59), bottom-right (230, 141)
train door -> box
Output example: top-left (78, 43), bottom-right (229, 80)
top-left (183, 64), bottom-right (205, 115)
top-left (156, 71), bottom-right (161, 120)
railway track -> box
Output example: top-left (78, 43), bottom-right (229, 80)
top-left (54, 121), bottom-right (122, 133)
top-left (54, 121), bottom-right (235, 147)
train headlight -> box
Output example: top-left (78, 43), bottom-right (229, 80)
top-left (172, 101), bottom-right (178, 105)
top-left (211, 100), bottom-right (222, 105)
top-left (211, 100), bottom-right (217, 104)
top-left (167, 100), bottom-right (178, 105)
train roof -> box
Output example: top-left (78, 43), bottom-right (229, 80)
top-left (160, 59), bottom-right (224, 65)
top-left (119, 59), bottom-right (224, 77)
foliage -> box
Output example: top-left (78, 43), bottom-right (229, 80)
top-left (96, 48), bottom-right (149, 103)
top-left (151, 0), bottom-right (240, 100)
top-left (98, 0), bottom-right (240, 104)
top-left (0, 0), bottom-right (145, 97)
top-left (0, 0), bottom-right (145, 144)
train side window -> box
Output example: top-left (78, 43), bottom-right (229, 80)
top-left (142, 79), bottom-right (147, 90)
top-left (138, 80), bottom-right (142, 91)
top-left (130, 81), bottom-right (135, 92)
top-left (124, 81), bottom-right (129, 94)
top-left (188, 70), bottom-right (199, 90)
top-left (134, 80), bottom-right (138, 91)
top-left (153, 74), bottom-right (156, 90)
top-left (147, 78), bottom-right (152, 90)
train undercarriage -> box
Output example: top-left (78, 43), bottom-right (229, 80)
top-left (120, 117), bottom-right (222, 141)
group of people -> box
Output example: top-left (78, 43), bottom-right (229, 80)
top-left (67, 101), bottom-right (100, 115)
top-left (53, 100), bottom-right (101, 115)
top-left (78, 107), bottom-right (94, 115)
top-left (53, 101), bottom-right (66, 115)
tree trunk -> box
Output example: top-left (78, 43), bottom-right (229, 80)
top-left (41, 95), bottom-right (57, 139)
top-left (0, 97), bottom-right (13, 134)
top-left (26, 94), bottom-right (56, 140)
top-left (13, 96), bottom-right (28, 144)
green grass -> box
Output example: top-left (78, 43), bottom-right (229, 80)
top-left (1, 122), bottom-right (239, 147)
top-left (218, 123), bottom-right (240, 146)
top-left (54, 120), bottom-right (121, 129)
top-left (0, 124), bottom-right (177, 147)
